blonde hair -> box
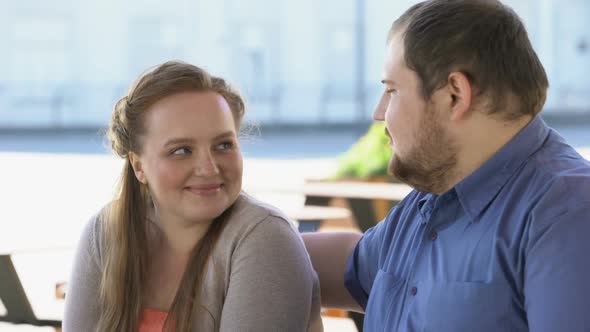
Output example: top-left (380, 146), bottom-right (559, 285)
top-left (99, 61), bottom-right (245, 331)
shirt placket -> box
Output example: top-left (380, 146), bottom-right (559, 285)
top-left (396, 197), bottom-right (435, 329)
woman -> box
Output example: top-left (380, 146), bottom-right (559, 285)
top-left (63, 61), bottom-right (323, 331)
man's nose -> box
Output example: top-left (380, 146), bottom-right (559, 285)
top-left (373, 94), bottom-right (387, 121)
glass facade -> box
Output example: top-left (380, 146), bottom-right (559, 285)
top-left (0, 0), bottom-right (588, 128)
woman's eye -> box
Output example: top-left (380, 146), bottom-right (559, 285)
top-left (172, 147), bottom-right (191, 155)
top-left (216, 141), bottom-right (234, 151)
top-left (386, 88), bottom-right (397, 95)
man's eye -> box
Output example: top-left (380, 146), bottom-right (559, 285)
top-left (386, 88), bottom-right (397, 94)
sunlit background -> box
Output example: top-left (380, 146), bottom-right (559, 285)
top-left (0, 0), bottom-right (589, 331)
top-left (1, 0), bottom-right (589, 129)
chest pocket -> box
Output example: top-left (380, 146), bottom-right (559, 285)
top-left (364, 269), bottom-right (407, 332)
top-left (423, 281), bottom-right (521, 332)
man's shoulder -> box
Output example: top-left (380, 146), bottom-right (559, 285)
top-left (530, 141), bottom-right (590, 188)
top-left (530, 132), bottom-right (590, 175)
top-left (529, 171), bottom-right (590, 215)
top-left (516, 139), bottom-right (590, 216)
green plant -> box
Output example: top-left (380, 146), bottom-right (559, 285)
top-left (334, 122), bottom-right (394, 180)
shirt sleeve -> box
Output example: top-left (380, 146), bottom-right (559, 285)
top-left (524, 179), bottom-right (590, 332)
top-left (219, 215), bottom-right (321, 332)
top-left (343, 214), bottom-right (389, 310)
top-left (62, 213), bottom-right (102, 332)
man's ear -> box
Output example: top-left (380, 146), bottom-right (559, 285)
top-left (129, 152), bottom-right (147, 184)
top-left (446, 71), bottom-right (474, 121)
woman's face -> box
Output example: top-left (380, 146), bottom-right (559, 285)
top-left (130, 91), bottom-right (243, 226)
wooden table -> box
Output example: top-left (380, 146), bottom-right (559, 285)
top-left (0, 219), bottom-right (80, 330)
top-left (263, 181), bottom-right (413, 232)
top-left (285, 205), bottom-right (351, 232)
top-left (0, 250), bottom-right (68, 330)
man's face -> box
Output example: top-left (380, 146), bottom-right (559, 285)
top-left (374, 33), bottom-right (458, 193)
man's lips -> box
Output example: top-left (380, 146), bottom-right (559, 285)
top-left (385, 128), bottom-right (393, 145)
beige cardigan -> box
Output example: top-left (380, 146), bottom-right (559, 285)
top-left (63, 193), bottom-right (323, 332)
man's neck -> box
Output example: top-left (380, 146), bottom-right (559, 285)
top-left (439, 115), bottom-right (533, 194)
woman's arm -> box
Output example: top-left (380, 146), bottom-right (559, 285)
top-left (219, 216), bottom-right (321, 332)
top-left (63, 214), bottom-right (102, 331)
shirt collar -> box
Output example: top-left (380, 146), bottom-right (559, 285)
top-left (418, 190), bottom-right (457, 224)
top-left (454, 116), bottom-right (550, 220)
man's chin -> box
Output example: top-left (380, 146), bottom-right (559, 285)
top-left (389, 157), bottom-right (421, 189)
top-left (388, 156), bottom-right (406, 181)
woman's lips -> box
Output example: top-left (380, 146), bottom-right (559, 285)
top-left (185, 184), bottom-right (223, 196)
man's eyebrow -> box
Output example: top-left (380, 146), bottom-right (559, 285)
top-left (381, 79), bottom-right (396, 85)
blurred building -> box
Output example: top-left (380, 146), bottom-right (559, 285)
top-left (0, 0), bottom-right (588, 128)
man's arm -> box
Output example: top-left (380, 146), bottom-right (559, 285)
top-left (524, 182), bottom-right (590, 331)
top-left (302, 232), bottom-right (363, 312)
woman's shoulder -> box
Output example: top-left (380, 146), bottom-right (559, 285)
top-left (221, 192), bottom-right (299, 241)
top-left (78, 204), bottom-right (111, 267)
top-left (231, 192), bottom-right (294, 224)
top-left (77, 205), bottom-right (108, 266)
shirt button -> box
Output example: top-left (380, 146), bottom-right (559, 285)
top-left (410, 287), bottom-right (418, 296)
top-left (430, 231), bottom-right (438, 241)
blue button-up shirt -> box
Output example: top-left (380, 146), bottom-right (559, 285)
top-left (344, 116), bottom-right (590, 331)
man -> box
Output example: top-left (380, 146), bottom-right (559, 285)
top-left (303, 0), bottom-right (590, 331)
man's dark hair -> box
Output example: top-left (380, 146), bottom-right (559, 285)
top-left (390, 0), bottom-right (549, 119)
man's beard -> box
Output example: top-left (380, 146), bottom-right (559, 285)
top-left (388, 108), bottom-right (458, 194)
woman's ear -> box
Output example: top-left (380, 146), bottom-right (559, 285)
top-left (129, 152), bottom-right (147, 184)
